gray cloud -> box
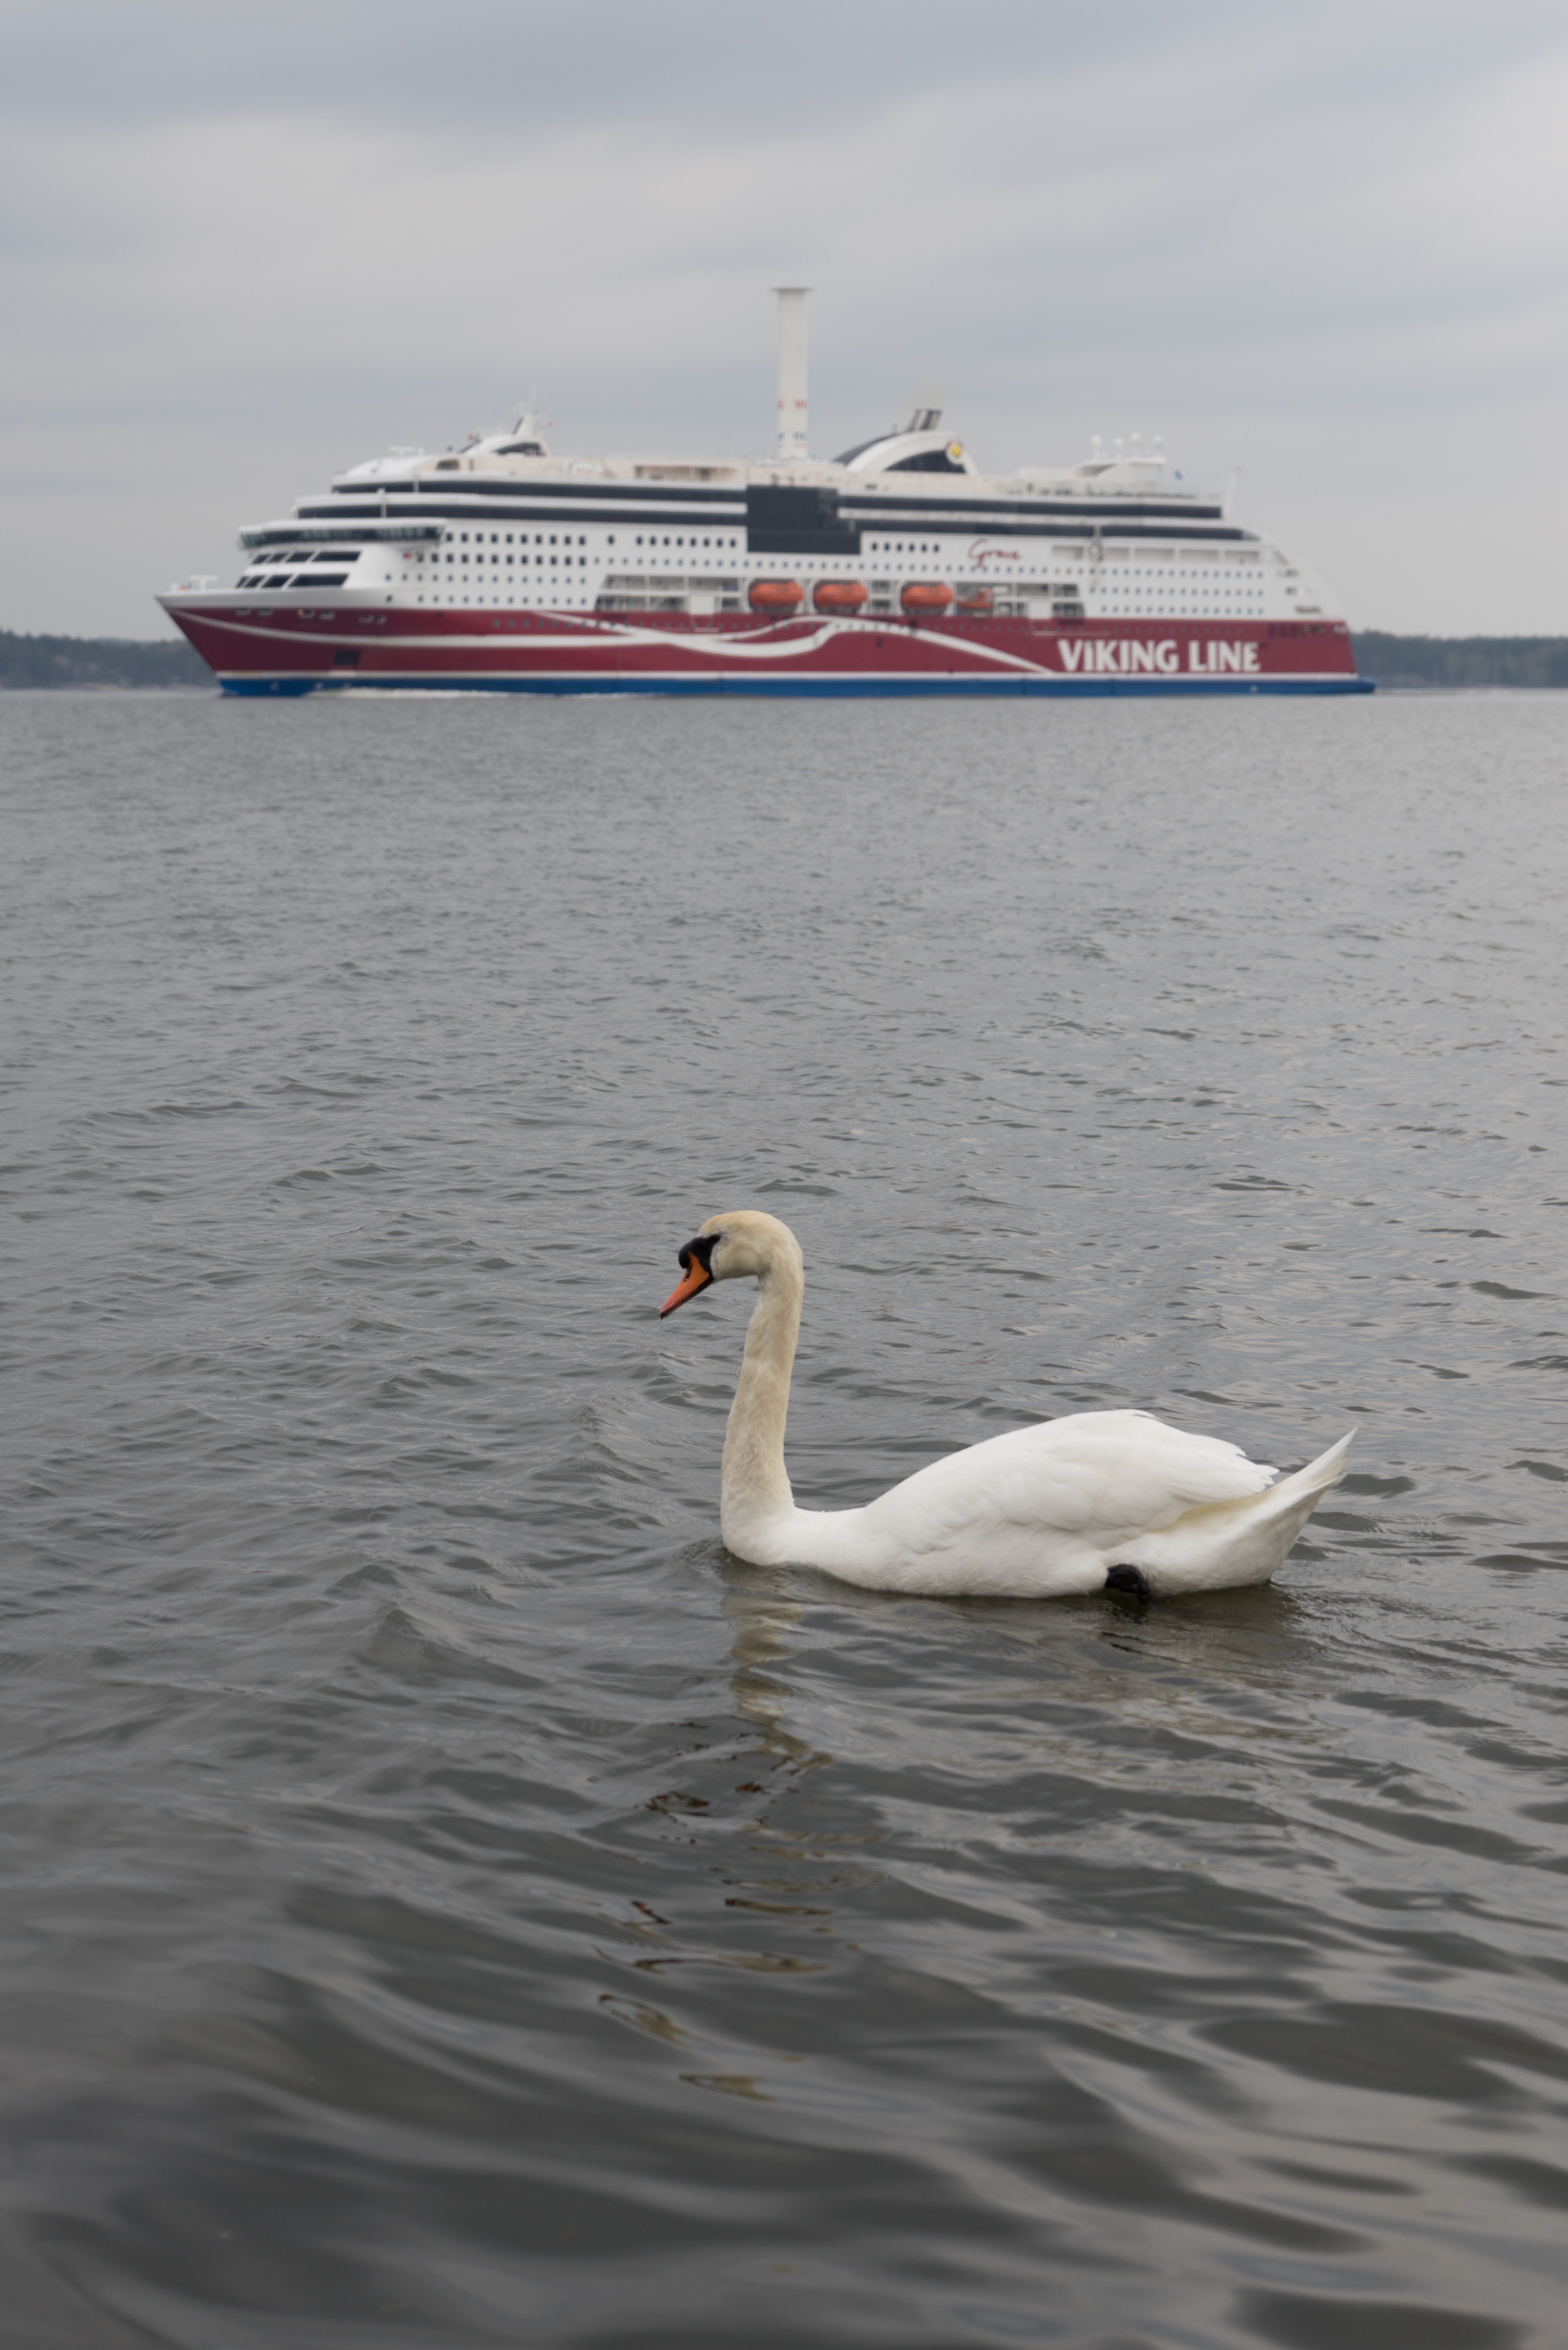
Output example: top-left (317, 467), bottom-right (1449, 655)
top-left (3, 0), bottom-right (1565, 634)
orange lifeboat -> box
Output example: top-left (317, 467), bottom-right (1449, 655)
top-left (749, 579), bottom-right (804, 614)
top-left (955, 585), bottom-right (993, 615)
top-left (813, 580), bottom-right (867, 615)
top-left (901, 581), bottom-right (953, 615)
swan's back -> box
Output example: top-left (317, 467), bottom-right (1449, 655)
top-left (795, 1411), bottom-right (1277, 1596)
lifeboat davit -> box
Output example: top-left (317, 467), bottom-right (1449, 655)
top-left (749, 579), bottom-right (804, 614)
top-left (955, 585), bottom-right (993, 615)
top-left (813, 580), bottom-right (867, 615)
top-left (901, 582), bottom-right (953, 614)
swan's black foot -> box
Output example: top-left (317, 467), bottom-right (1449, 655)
top-left (1104, 1564), bottom-right (1152, 1602)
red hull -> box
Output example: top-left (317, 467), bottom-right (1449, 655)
top-left (162, 602), bottom-right (1369, 694)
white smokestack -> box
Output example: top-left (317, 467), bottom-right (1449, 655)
top-left (774, 286), bottom-right (810, 461)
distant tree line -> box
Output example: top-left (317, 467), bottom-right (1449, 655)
top-left (4, 625), bottom-right (1568, 690)
top-left (0, 630), bottom-right (210, 689)
top-left (1350, 633), bottom-right (1568, 688)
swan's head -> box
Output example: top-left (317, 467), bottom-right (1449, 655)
top-left (659, 1210), bottom-right (802, 1316)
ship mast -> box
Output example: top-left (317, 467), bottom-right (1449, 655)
top-left (773, 286), bottom-right (810, 462)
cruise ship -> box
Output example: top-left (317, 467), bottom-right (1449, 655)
top-left (159, 292), bottom-right (1370, 697)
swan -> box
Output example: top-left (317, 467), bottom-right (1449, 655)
top-left (660, 1210), bottom-right (1351, 1600)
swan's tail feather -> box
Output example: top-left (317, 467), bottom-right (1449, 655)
top-left (1279, 1429), bottom-right (1355, 1498)
top-left (1115, 1431), bottom-right (1354, 1596)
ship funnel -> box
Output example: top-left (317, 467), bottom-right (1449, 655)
top-left (773, 286), bottom-right (810, 461)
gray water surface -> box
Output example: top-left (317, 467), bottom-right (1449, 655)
top-left (3, 690), bottom-right (1566, 2349)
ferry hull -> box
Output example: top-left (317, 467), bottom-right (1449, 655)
top-left (162, 603), bottom-right (1373, 696)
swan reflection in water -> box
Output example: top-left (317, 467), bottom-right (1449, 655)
top-left (717, 1569), bottom-right (823, 1776)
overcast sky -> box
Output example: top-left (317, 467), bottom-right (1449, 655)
top-left (3, 0), bottom-right (1565, 637)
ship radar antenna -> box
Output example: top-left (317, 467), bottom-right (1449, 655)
top-left (512, 385), bottom-right (544, 428)
top-left (903, 379), bottom-right (944, 434)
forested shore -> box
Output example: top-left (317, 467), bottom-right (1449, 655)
top-left (1349, 633), bottom-right (1568, 688)
top-left (1, 631), bottom-right (211, 688)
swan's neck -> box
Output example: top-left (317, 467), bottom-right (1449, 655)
top-left (720, 1255), bottom-right (802, 1552)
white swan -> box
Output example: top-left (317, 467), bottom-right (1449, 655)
top-left (660, 1210), bottom-right (1351, 1600)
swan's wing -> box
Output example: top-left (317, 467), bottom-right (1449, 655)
top-left (1009, 1410), bottom-right (1276, 1531)
top-left (839, 1410), bottom-right (1275, 1592)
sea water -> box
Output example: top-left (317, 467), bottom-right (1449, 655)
top-left (3, 688), bottom-right (1565, 2347)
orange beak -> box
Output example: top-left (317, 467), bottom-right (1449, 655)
top-left (660, 1258), bottom-right (713, 1317)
